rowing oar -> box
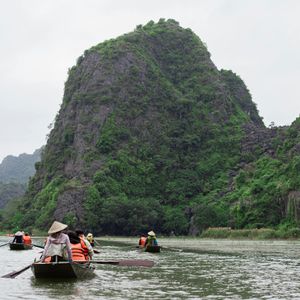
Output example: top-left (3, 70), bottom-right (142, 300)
top-left (2, 263), bottom-right (33, 278)
top-left (32, 244), bottom-right (44, 249)
top-left (161, 246), bottom-right (182, 252)
top-left (90, 259), bottom-right (154, 267)
top-left (0, 242), bottom-right (9, 248)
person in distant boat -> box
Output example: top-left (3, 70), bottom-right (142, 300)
top-left (145, 231), bottom-right (158, 247)
top-left (75, 229), bottom-right (94, 259)
top-left (12, 231), bottom-right (23, 244)
top-left (86, 233), bottom-right (95, 247)
top-left (23, 232), bottom-right (32, 245)
top-left (41, 221), bottom-right (72, 263)
top-left (68, 231), bottom-right (91, 261)
top-left (138, 234), bottom-right (147, 248)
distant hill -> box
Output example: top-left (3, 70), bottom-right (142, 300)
top-left (0, 148), bottom-right (42, 209)
top-left (0, 148), bottom-right (42, 184)
top-left (0, 182), bottom-right (26, 209)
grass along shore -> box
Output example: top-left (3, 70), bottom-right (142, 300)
top-left (200, 227), bottom-right (300, 239)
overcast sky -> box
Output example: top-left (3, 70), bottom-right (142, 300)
top-left (0, 0), bottom-right (299, 162)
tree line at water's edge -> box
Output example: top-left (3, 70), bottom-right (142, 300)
top-left (1, 19), bottom-right (300, 237)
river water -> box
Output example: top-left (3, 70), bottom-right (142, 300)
top-left (0, 236), bottom-right (300, 299)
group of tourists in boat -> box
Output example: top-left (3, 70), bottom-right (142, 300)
top-left (9, 221), bottom-right (96, 259)
top-left (138, 230), bottom-right (161, 253)
top-left (41, 221), bottom-right (96, 263)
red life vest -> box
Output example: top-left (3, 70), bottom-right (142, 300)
top-left (139, 237), bottom-right (147, 247)
top-left (23, 235), bottom-right (32, 245)
top-left (71, 240), bottom-right (89, 261)
top-left (81, 238), bottom-right (90, 257)
top-left (44, 256), bottom-right (51, 263)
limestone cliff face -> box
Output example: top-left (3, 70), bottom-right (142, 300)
top-left (16, 19), bottom-right (272, 234)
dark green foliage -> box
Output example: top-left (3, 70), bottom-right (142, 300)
top-left (162, 206), bottom-right (189, 234)
top-left (96, 115), bottom-right (129, 153)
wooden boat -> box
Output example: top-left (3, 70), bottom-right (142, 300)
top-left (31, 261), bottom-right (95, 279)
top-left (145, 245), bottom-right (161, 253)
top-left (9, 243), bottom-right (33, 250)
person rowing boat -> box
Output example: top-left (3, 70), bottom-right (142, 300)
top-left (41, 221), bottom-right (72, 263)
top-left (11, 231), bottom-right (24, 244)
top-left (145, 231), bottom-right (158, 247)
top-left (144, 231), bottom-right (161, 253)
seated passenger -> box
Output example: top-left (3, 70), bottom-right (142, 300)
top-left (67, 231), bottom-right (90, 262)
top-left (138, 234), bottom-right (147, 248)
top-left (23, 233), bottom-right (32, 245)
top-left (86, 233), bottom-right (95, 247)
top-left (75, 229), bottom-right (94, 259)
top-left (41, 221), bottom-right (72, 263)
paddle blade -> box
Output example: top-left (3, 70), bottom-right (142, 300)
top-left (90, 259), bottom-right (154, 267)
top-left (118, 259), bottom-right (154, 267)
top-left (32, 244), bottom-right (44, 249)
top-left (2, 264), bottom-right (32, 278)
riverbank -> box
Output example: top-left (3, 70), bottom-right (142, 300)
top-left (2, 226), bottom-right (300, 241)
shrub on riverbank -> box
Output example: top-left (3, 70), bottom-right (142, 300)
top-left (201, 227), bottom-right (300, 239)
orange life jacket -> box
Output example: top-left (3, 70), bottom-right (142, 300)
top-left (80, 237), bottom-right (90, 258)
top-left (23, 235), bottom-right (32, 245)
top-left (71, 240), bottom-right (89, 261)
top-left (44, 256), bottom-right (51, 263)
top-left (139, 237), bottom-right (147, 247)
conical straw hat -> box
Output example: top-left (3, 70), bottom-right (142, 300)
top-left (48, 221), bottom-right (68, 234)
top-left (148, 231), bottom-right (156, 237)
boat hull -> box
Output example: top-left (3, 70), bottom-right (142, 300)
top-left (9, 243), bottom-right (33, 250)
top-left (31, 262), bottom-right (95, 279)
top-left (145, 245), bottom-right (161, 253)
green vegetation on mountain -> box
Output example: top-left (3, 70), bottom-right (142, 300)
top-left (2, 19), bottom-right (300, 236)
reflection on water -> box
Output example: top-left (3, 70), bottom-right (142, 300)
top-left (1, 237), bottom-right (300, 299)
